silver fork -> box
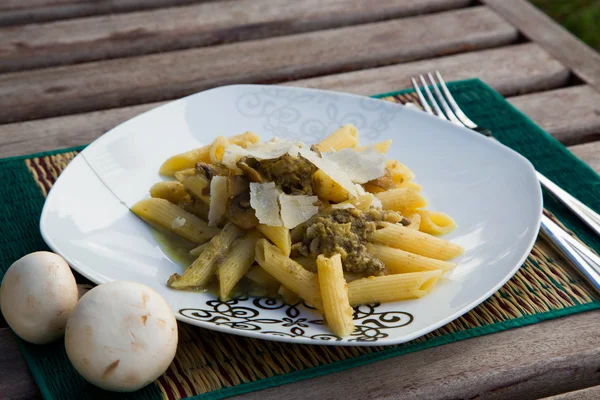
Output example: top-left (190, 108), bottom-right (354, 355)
top-left (411, 71), bottom-right (600, 292)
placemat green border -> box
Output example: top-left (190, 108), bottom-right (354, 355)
top-left (3, 78), bottom-right (599, 400)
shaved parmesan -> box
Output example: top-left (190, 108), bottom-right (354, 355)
top-left (323, 146), bottom-right (386, 183)
top-left (208, 176), bottom-right (228, 227)
top-left (222, 140), bottom-right (305, 169)
top-left (279, 194), bottom-right (319, 229)
top-left (171, 216), bottom-right (186, 229)
top-left (331, 203), bottom-right (355, 210)
top-left (298, 147), bottom-right (358, 197)
top-left (250, 182), bottom-right (283, 227)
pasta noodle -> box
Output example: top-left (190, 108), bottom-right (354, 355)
top-left (367, 243), bottom-right (456, 274)
top-left (375, 188), bottom-right (427, 212)
top-left (314, 124), bottom-right (358, 152)
top-left (131, 198), bottom-right (220, 244)
top-left (371, 223), bottom-right (464, 260)
top-left (317, 254), bottom-right (354, 336)
top-left (149, 181), bottom-right (189, 204)
top-left (257, 224), bottom-right (292, 256)
top-left (348, 271), bottom-right (443, 305)
top-left (219, 231), bottom-right (262, 300)
top-left (159, 132), bottom-right (259, 176)
top-left (168, 223), bottom-right (243, 289)
top-left (255, 239), bottom-right (323, 311)
top-left (417, 210), bottom-right (457, 235)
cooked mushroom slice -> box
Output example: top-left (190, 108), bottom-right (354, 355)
top-left (237, 160), bottom-right (263, 183)
top-left (228, 192), bottom-right (259, 229)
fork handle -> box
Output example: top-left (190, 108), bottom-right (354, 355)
top-left (537, 172), bottom-right (600, 239)
top-left (540, 214), bottom-right (600, 292)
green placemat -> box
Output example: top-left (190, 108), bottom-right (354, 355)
top-left (1, 79), bottom-right (599, 400)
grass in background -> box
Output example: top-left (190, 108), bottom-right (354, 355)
top-left (532, 0), bottom-right (600, 51)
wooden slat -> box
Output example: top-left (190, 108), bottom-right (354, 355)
top-left (0, 6), bottom-right (518, 124)
top-left (0, 1), bottom-right (206, 27)
top-left (238, 311), bottom-right (600, 400)
top-left (568, 142), bottom-right (600, 174)
top-left (509, 86), bottom-right (600, 146)
top-left (0, 102), bottom-right (165, 158)
top-left (482, 0), bottom-right (600, 92)
top-left (290, 43), bottom-right (569, 97)
top-left (0, 43), bottom-right (571, 159)
top-left (543, 386), bottom-right (600, 400)
top-left (0, 328), bottom-right (40, 400)
top-left (0, 0), bottom-right (472, 73)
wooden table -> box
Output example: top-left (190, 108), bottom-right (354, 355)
top-left (1, 1), bottom-right (599, 399)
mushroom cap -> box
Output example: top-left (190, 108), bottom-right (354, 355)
top-left (0, 251), bottom-right (78, 344)
top-left (65, 281), bottom-right (178, 392)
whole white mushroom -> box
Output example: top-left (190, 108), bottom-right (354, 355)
top-left (65, 281), bottom-right (178, 392)
top-left (0, 251), bottom-right (79, 344)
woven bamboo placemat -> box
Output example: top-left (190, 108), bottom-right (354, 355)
top-left (1, 79), bottom-right (599, 400)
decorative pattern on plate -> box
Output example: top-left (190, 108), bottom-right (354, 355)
top-left (235, 87), bottom-right (399, 142)
top-left (180, 297), bottom-right (413, 342)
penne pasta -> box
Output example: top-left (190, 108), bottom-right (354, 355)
top-left (257, 224), bottom-right (292, 257)
top-left (131, 198), bottom-right (220, 244)
top-left (219, 231), bottom-right (262, 300)
top-left (317, 254), bottom-right (354, 337)
top-left (168, 223), bottom-right (243, 289)
top-left (368, 243), bottom-right (456, 274)
top-left (348, 270), bottom-right (443, 306)
top-left (255, 239), bottom-right (323, 311)
top-left (175, 168), bottom-right (211, 205)
top-left (370, 223), bottom-right (464, 260)
top-left (375, 188), bottom-right (427, 212)
top-left (417, 210), bottom-right (457, 235)
top-left (313, 169), bottom-right (349, 202)
top-left (386, 160), bottom-right (415, 183)
top-left (396, 180), bottom-right (422, 192)
top-left (314, 124), bottom-right (358, 152)
top-left (149, 181), bottom-right (189, 204)
top-left (159, 132), bottom-right (259, 176)
top-left (406, 213), bottom-right (421, 230)
top-left (209, 136), bottom-right (230, 164)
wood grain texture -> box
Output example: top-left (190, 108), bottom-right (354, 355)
top-left (509, 86), bottom-right (600, 146)
top-left (237, 310), bottom-right (600, 400)
top-left (543, 386), bottom-right (600, 400)
top-left (0, 6), bottom-right (518, 124)
top-left (482, 0), bottom-right (600, 92)
top-left (568, 141), bottom-right (600, 174)
top-left (0, 0), bottom-right (471, 72)
top-left (0, 43), bottom-right (571, 159)
top-left (0, 328), bottom-right (41, 400)
top-left (0, 102), bottom-right (165, 158)
top-left (290, 43), bottom-right (569, 97)
top-left (0, 1), bottom-right (207, 27)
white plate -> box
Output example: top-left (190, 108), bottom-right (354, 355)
top-left (40, 85), bottom-right (542, 346)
